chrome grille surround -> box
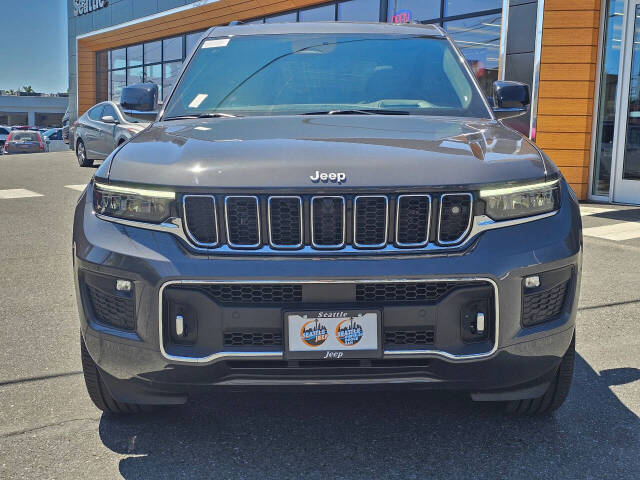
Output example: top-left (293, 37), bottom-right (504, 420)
top-left (395, 194), bottom-right (431, 248)
top-left (310, 196), bottom-right (346, 249)
top-left (224, 195), bottom-right (261, 248)
top-left (353, 195), bottom-right (389, 248)
top-left (438, 193), bottom-right (473, 246)
top-left (182, 194), bottom-right (219, 248)
top-left (268, 195), bottom-right (304, 249)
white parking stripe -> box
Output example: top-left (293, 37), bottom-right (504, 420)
top-left (580, 206), bottom-right (615, 216)
top-left (65, 184), bottom-right (87, 192)
top-left (0, 189), bottom-right (43, 199)
top-left (583, 222), bottom-right (640, 241)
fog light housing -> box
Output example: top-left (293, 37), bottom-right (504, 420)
top-left (116, 279), bottom-right (133, 292)
top-left (524, 275), bottom-right (540, 289)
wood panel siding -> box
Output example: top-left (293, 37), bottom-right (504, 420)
top-left (76, 0), bottom-right (329, 115)
top-left (536, 0), bottom-right (601, 199)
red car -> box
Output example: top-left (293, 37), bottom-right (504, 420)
top-left (3, 130), bottom-right (45, 154)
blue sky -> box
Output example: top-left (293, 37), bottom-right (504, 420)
top-left (0, 0), bottom-right (68, 93)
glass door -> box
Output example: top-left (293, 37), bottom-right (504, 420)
top-left (613, 0), bottom-right (640, 203)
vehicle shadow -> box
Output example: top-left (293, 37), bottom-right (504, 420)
top-left (98, 355), bottom-right (640, 480)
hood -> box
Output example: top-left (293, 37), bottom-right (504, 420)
top-left (106, 115), bottom-right (553, 189)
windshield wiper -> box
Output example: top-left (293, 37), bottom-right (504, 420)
top-left (163, 112), bottom-right (239, 121)
top-left (302, 109), bottom-right (410, 116)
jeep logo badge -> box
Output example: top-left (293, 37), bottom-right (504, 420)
top-left (309, 170), bottom-right (346, 184)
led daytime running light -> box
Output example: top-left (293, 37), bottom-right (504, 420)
top-left (94, 182), bottom-right (175, 199)
top-left (479, 179), bottom-right (559, 198)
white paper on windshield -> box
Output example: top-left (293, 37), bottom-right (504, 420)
top-left (202, 38), bottom-right (230, 49)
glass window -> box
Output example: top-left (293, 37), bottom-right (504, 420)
top-left (299, 5), bottom-right (336, 22)
top-left (163, 33), bottom-right (490, 119)
top-left (444, 0), bottom-right (502, 18)
top-left (593, 0), bottom-right (624, 196)
top-left (144, 41), bottom-right (161, 64)
top-left (111, 48), bottom-right (126, 70)
top-left (144, 64), bottom-right (162, 96)
top-left (127, 44), bottom-right (143, 67)
top-left (186, 32), bottom-right (204, 57)
top-left (127, 67), bottom-right (143, 85)
top-left (102, 104), bottom-right (118, 120)
top-left (338, 0), bottom-right (380, 21)
top-left (111, 70), bottom-right (126, 101)
top-left (445, 13), bottom-right (501, 96)
top-left (88, 105), bottom-right (104, 120)
top-left (163, 61), bottom-right (183, 100)
top-left (163, 36), bottom-right (183, 61)
top-left (387, 0), bottom-right (440, 22)
top-left (265, 12), bottom-right (297, 23)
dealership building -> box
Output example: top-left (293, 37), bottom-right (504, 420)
top-left (67, 0), bottom-right (639, 204)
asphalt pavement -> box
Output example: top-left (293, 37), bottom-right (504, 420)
top-left (0, 151), bottom-right (638, 479)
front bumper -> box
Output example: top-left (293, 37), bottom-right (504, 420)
top-left (73, 181), bottom-right (582, 404)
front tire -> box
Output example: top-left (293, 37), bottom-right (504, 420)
top-left (505, 334), bottom-right (575, 415)
top-left (80, 334), bottom-right (150, 414)
top-left (76, 139), bottom-right (93, 167)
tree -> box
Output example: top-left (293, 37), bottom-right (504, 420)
top-left (22, 85), bottom-right (34, 93)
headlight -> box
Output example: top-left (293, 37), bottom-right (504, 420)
top-left (480, 179), bottom-right (560, 221)
top-left (93, 181), bottom-right (175, 223)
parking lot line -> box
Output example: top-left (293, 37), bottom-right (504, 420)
top-left (580, 206), bottom-right (615, 216)
top-left (583, 222), bottom-right (640, 241)
top-left (0, 189), bottom-right (44, 199)
top-left (64, 184), bottom-right (87, 191)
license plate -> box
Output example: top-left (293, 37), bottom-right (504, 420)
top-left (285, 310), bottom-right (381, 360)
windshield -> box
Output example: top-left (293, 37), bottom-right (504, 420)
top-left (162, 33), bottom-right (490, 119)
top-left (11, 132), bottom-right (40, 142)
top-left (44, 129), bottom-right (58, 138)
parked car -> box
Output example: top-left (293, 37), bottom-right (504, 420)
top-left (74, 23), bottom-right (581, 416)
top-left (0, 125), bottom-right (10, 150)
top-left (11, 125), bottom-right (37, 131)
top-left (3, 129), bottom-right (44, 154)
top-left (61, 107), bottom-right (71, 145)
top-left (73, 100), bottom-right (150, 167)
top-left (43, 128), bottom-right (67, 152)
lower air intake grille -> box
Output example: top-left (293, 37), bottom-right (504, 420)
top-left (226, 196), bottom-right (260, 247)
top-left (86, 285), bottom-right (135, 331)
top-left (190, 284), bottom-right (303, 305)
top-left (224, 331), bottom-right (283, 346)
top-left (522, 281), bottom-right (569, 326)
top-left (439, 194), bottom-right (472, 244)
top-left (312, 196), bottom-right (345, 247)
top-left (356, 282), bottom-right (471, 303)
top-left (396, 195), bottom-right (431, 246)
top-left (184, 195), bottom-right (217, 246)
top-left (384, 328), bottom-right (435, 346)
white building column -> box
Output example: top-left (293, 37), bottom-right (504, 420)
top-left (27, 111), bottom-right (36, 126)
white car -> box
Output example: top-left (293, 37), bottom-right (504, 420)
top-left (43, 128), bottom-right (67, 152)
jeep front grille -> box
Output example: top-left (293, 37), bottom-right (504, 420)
top-left (181, 192), bottom-right (474, 251)
top-left (438, 193), bottom-right (473, 244)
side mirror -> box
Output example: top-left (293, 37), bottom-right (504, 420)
top-left (101, 115), bottom-right (118, 124)
top-left (120, 82), bottom-right (159, 112)
top-left (492, 81), bottom-right (530, 119)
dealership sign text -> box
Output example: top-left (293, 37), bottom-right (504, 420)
top-left (74, 0), bottom-right (108, 16)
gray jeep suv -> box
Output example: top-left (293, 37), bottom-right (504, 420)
top-left (73, 22), bottom-right (581, 416)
